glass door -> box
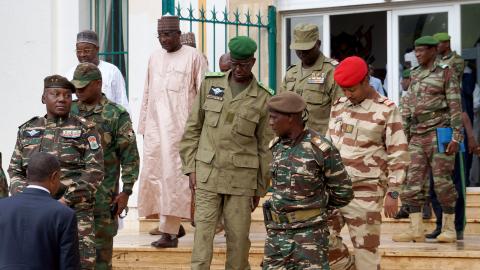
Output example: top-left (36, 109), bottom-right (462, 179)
top-left (390, 6), bottom-right (455, 103)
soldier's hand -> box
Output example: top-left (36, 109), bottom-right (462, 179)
top-left (251, 196), bottom-right (260, 212)
top-left (446, 141), bottom-right (459, 155)
top-left (467, 136), bottom-right (477, 154)
top-left (384, 196), bottom-right (399, 218)
top-left (114, 192), bottom-right (129, 215)
top-left (58, 197), bottom-right (68, 206)
top-left (189, 172), bottom-right (197, 191)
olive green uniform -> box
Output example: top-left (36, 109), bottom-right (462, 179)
top-left (180, 71), bottom-right (273, 270)
top-left (279, 53), bottom-right (342, 135)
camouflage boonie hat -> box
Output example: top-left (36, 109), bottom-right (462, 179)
top-left (71, 62), bottom-right (102, 89)
top-left (290, 24), bottom-right (319, 50)
top-left (44, 75), bottom-right (75, 91)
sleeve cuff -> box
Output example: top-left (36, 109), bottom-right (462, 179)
top-left (182, 167), bottom-right (196, 175)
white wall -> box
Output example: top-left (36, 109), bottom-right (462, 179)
top-left (0, 0), bottom-right (79, 175)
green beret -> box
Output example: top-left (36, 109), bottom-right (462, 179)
top-left (433, 32), bottom-right (451, 42)
top-left (228, 36), bottom-right (257, 60)
top-left (414, 36), bottom-right (439, 47)
top-left (71, 63), bottom-right (102, 89)
top-left (267, 91), bottom-right (306, 114)
top-left (402, 69), bottom-right (411, 79)
top-left (44, 75), bottom-right (75, 91)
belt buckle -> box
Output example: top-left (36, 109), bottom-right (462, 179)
top-left (286, 212), bottom-right (298, 223)
top-left (271, 211), bottom-right (280, 223)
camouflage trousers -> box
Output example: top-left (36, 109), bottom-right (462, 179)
top-left (328, 195), bottom-right (383, 270)
top-left (263, 223), bottom-right (330, 269)
top-left (401, 132), bottom-right (457, 212)
top-left (191, 188), bottom-right (252, 270)
top-left (94, 211), bottom-right (118, 270)
top-left (74, 202), bottom-right (96, 270)
top-left (0, 167), bottom-right (8, 198)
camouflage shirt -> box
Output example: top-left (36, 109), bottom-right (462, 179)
top-left (327, 94), bottom-right (410, 194)
top-left (401, 60), bottom-right (462, 139)
top-left (440, 51), bottom-right (465, 82)
top-left (269, 129), bottom-right (353, 229)
top-left (71, 95), bottom-right (140, 212)
top-left (8, 115), bottom-right (104, 205)
top-left (279, 53), bottom-right (343, 135)
top-left (0, 153), bottom-right (8, 198)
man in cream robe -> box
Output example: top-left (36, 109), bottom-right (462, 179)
top-left (138, 15), bottom-right (207, 248)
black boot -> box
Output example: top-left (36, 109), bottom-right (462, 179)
top-left (456, 230), bottom-right (464, 240)
top-left (394, 205), bottom-right (409, 219)
top-left (422, 203), bottom-right (432, 219)
top-left (425, 227), bottom-right (441, 239)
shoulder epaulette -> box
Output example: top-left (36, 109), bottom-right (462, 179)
top-left (377, 96), bottom-right (395, 107)
top-left (286, 64), bottom-right (296, 71)
top-left (110, 102), bottom-right (127, 113)
top-left (326, 58), bottom-right (339, 66)
top-left (269, 137), bottom-right (280, 149)
top-left (333, 96), bottom-right (348, 105)
top-left (311, 135), bottom-right (331, 152)
top-left (205, 71), bottom-right (225, 78)
top-left (72, 115), bottom-right (96, 129)
top-left (18, 116), bottom-right (39, 129)
top-left (258, 82), bottom-right (275, 96)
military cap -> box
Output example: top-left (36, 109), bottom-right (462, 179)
top-left (414, 36), bottom-right (439, 46)
top-left (71, 63), bottom-right (102, 89)
top-left (334, 56), bottom-right (368, 88)
top-left (158, 14), bottom-right (180, 32)
top-left (77, 30), bottom-right (99, 46)
top-left (433, 32), bottom-right (451, 42)
top-left (180, 32), bottom-right (196, 47)
top-left (44, 75), bottom-right (75, 91)
top-left (402, 69), bottom-right (411, 79)
top-left (228, 36), bottom-right (257, 60)
top-left (267, 91), bottom-right (306, 114)
top-left (290, 24), bottom-right (319, 50)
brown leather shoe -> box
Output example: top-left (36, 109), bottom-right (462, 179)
top-left (149, 225), bottom-right (186, 238)
top-left (151, 234), bottom-right (178, 248)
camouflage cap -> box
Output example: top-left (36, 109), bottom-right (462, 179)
top-left (414, 36), bottom-right (439, 47)
top-left (433, 32), bottom-right (451, 42)
top-left (71, 63), bottom-right (102, 89)
top-left (44, 75), bottom-right (75, 91)
top-left (77, 30), bottom-right (99, 46)
top-left (402, 69), bottom-right (411, 79)
top-left (268, 91), bottom-right (306, 114)
top-left (290, 24), bottom-right (319, 51)
top-left (228, 36), bottom-right (257, 60)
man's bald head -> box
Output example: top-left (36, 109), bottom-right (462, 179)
top-left (219, 53), bottom-right (231, 72)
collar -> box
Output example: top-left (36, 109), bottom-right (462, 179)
top-left (77, 94), bottom-right (108, 113)
top-left (27, 185), bottom-right (51, 194)
top-left (226, 71), bottom-right (259, 100)
top-left (45, 115), bottom-right (68, 126)
top-left (346, 96), bottom-right (375, 110)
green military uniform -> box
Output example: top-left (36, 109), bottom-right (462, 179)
top-left (0, 153), bottom-right (8, 198)
top-left (8, 75), bottom-right (104, 270)
top-left (280, 24), bottom-right (342, 135)
top-left (9, 115), bottom-right (104, 269)
top-left (70, 63), bottom-right (140, 270)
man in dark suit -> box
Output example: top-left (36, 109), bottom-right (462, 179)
top-left (0, 152), bottom-right (80, 270)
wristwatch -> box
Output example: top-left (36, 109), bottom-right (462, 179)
top-left (388, 191), bottom-right (399, 199)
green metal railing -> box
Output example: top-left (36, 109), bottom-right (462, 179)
top-left (89, 0), bottom-right (129, 96)
top-left (163, 1), bottom-right (277, 92)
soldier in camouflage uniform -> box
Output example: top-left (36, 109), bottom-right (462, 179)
top-left (8, 75), bottom-right (104, 270)
top-left (263, 91), bottom-right (353, 269)
top-left (70, 63), bottom-right (140, 270)
top-left (180, 36), bottom-right (272, 270)
top-left (0, 153), bottom-right (8, 198)
top-left (434, 32), bottom-right (465, 81)
top-left (393, 36), bottom-right (462, 243)
top-left (280, 23), bottom-right (342, 135)
top-left (327, 56), bottom-right (410, 269)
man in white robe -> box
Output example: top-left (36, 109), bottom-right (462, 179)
top-left (138, 15), bottom-right (207, 248)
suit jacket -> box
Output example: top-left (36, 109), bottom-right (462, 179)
top-left (0, 188), bottom-right (80, 270)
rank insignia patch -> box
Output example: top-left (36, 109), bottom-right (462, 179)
top-left (24, 129), bottom-right (42, 137)
top-left (61, 129), bottom-right (82, 138)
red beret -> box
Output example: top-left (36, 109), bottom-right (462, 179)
top-left (334, 56), bottom-right (368, 88)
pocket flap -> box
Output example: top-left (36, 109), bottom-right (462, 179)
top-left (303, 90), bottom-right (328, 105)
top-left (232, 154), bottom-right (259, 168)
top-left (203, 99), bottom-right (223, 112)
top-left (238, 109), bottom-right (260, 123)
top-left (195, 149), bottom-right (215, 164)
